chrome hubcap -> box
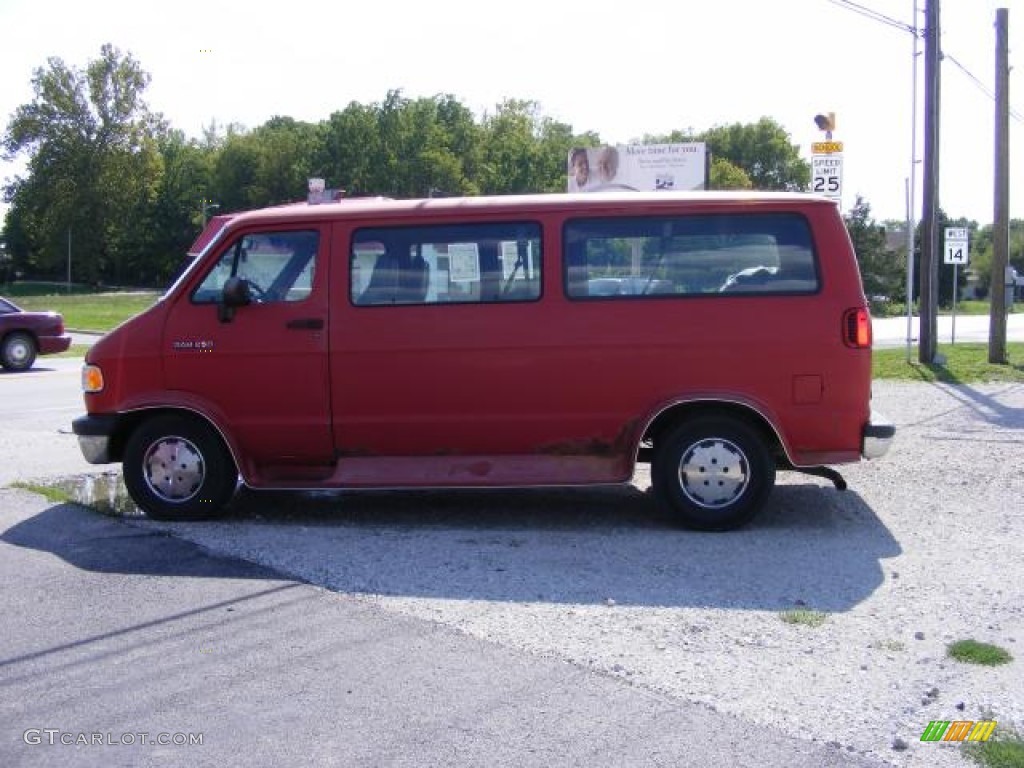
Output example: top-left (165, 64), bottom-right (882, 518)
top-left (143, 436), bottom-right (204, 503)
top-left (678, 438), bottom-right (749, 509)
top-left (9, 340), bottom-right (30, 363)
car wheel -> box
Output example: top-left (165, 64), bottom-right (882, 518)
top-left (1, 332), bottom-right (37, 371)
top-left (652, 415), bottom-right (775, 531)
top-left (123, 414), bottom-right (237, 520)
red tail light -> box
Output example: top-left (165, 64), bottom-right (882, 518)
top-left (843, 308), bottom-right (871, 348)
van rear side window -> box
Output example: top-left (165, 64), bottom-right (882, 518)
top-left (564, 213), bottom-right (818, 298)
top-left (352, 222), bottom-right (541, 305)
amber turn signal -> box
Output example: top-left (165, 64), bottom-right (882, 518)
top-left (81, 365), bottom-right (105, 393)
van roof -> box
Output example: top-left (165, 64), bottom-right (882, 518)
top-left (184, 192), bottom-right (838, 257)
top-left (217, 191), bottom-right (838, 230)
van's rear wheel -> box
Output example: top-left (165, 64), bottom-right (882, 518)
top-left (124, 414), bottom-right (237, 520)
top-left (653, 416), bottom-right (775, 531)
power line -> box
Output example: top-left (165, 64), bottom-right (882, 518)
top-left (945, 53), bottom-right (1024, 124)
top-left (823, 0), bottom-right (917, 35)
top-left (823, 0), bottom-right (1024, 124)
top-left (945, 55), bottom-right (994, 100)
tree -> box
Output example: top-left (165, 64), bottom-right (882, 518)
top-left (144, 129), bottom-right (217, 282)
top-left (434, 94), bottom-right (485, 195)
top-left (380, 93), bottom-right (471, 197)
top-left (208, 117), bottom-right (322, 213)
top-left (2, 44), bottom-right (163, 284)
top-left (212, 126), bottom-right (264, 211)
top-left (700, 118), bottom-right (809, 191)
top-left (247, 116), bottom-right (321, 206)
top-left (317, 91), bottom-right (484, 198)
top-left (900, 211), bottom-right (974, 307)
top-left (478, 99), bottom-right (546, 195)
top-left (319, 101), bottom-right (385, 197)
top-left (709, 158), bottom-right (752, 190)
top-left (844, 196), bottom-right (903, 303)
top-left (969, 219), bottom-right (1024, 299)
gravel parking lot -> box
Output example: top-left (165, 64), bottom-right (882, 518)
top-left (84, 380), bottom-right (1021, 768)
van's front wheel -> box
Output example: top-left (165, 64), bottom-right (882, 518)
top-left (123, 414), bottom-right (237, 520)
top-left (653, 416), bottom-right (775, 531)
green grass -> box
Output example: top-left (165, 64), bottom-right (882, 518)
top-left (951, 300), bottom-right (1001, 316)
top-left (965, 723), bottom-right (1024, 768)
top-left (9, 481), bottom-right (72, 504)
top-left (53, 344), bottom-right (92, 358)
top-left (779, 609), bottom-right (829, 627)
top-left (967, 740), bottom-right (1024, 768)
top-left (873, 300), bottom-right (993, 318)
top-left (947, 639), bottom-right (1014, 666)
top-left (12, 291), bottom-right (159, 333)
top-left (873, 343), bottom-right (1024, 383)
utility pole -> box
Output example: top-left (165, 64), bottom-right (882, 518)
top-left (989, 8), bottom-right (1010, 364)
top-left (919, 0), bottom-right (941, 364)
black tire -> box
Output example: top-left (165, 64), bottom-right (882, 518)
top-left (1, 332), bottom-right (37, 371)
top-left (652, 415), bottom-right (776, 531)
top-left (123, 414), bottom-right (237, 520)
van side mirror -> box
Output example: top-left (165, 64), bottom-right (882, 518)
top-left (218, 276), bottom-right (251, 323)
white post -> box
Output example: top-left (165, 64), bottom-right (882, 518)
top-left (905, 0), bottom-right (920, 361)
top-left (951, 263), bottom-right (957, 344)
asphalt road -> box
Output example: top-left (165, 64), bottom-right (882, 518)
top-left (0, 366), bottom-right (888, 767)
top-left (0, 358), bottom-right (94, 486)
top-left (871, 311), bottom-right (1024, 348)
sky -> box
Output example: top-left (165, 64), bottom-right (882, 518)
top-left (1, 0), bottom-right (1022, 228)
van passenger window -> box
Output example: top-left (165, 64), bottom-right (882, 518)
top-left (564, 214), bottom-right (818, 298)
top-left (352, 222), bottom-right (541, 305)
top-left (192, 231), bottom-right (319, 304)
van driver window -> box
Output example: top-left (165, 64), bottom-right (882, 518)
top-left (352, 222), bottom-right (542, 306)
top-left (192, 230), bottom-right (319, 304)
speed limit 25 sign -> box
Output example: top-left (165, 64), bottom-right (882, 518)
top-left (811, 154), bottom-right (843, 200)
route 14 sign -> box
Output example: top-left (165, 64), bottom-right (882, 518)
top-left (944, 227), bottom-right (969, 265)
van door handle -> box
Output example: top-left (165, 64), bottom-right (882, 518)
top-left (286, 317), bottom-right (324, 331)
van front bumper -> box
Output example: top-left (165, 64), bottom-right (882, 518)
top-left (72, 414), bottom-right (120, 464)
top-left (862, 411), bottom-right (895, 459)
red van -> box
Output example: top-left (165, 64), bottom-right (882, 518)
top-left (72, 192), bottom-right (893, 530)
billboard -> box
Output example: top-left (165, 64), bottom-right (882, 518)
top-left (567, 143), bottom-right (707, 193)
